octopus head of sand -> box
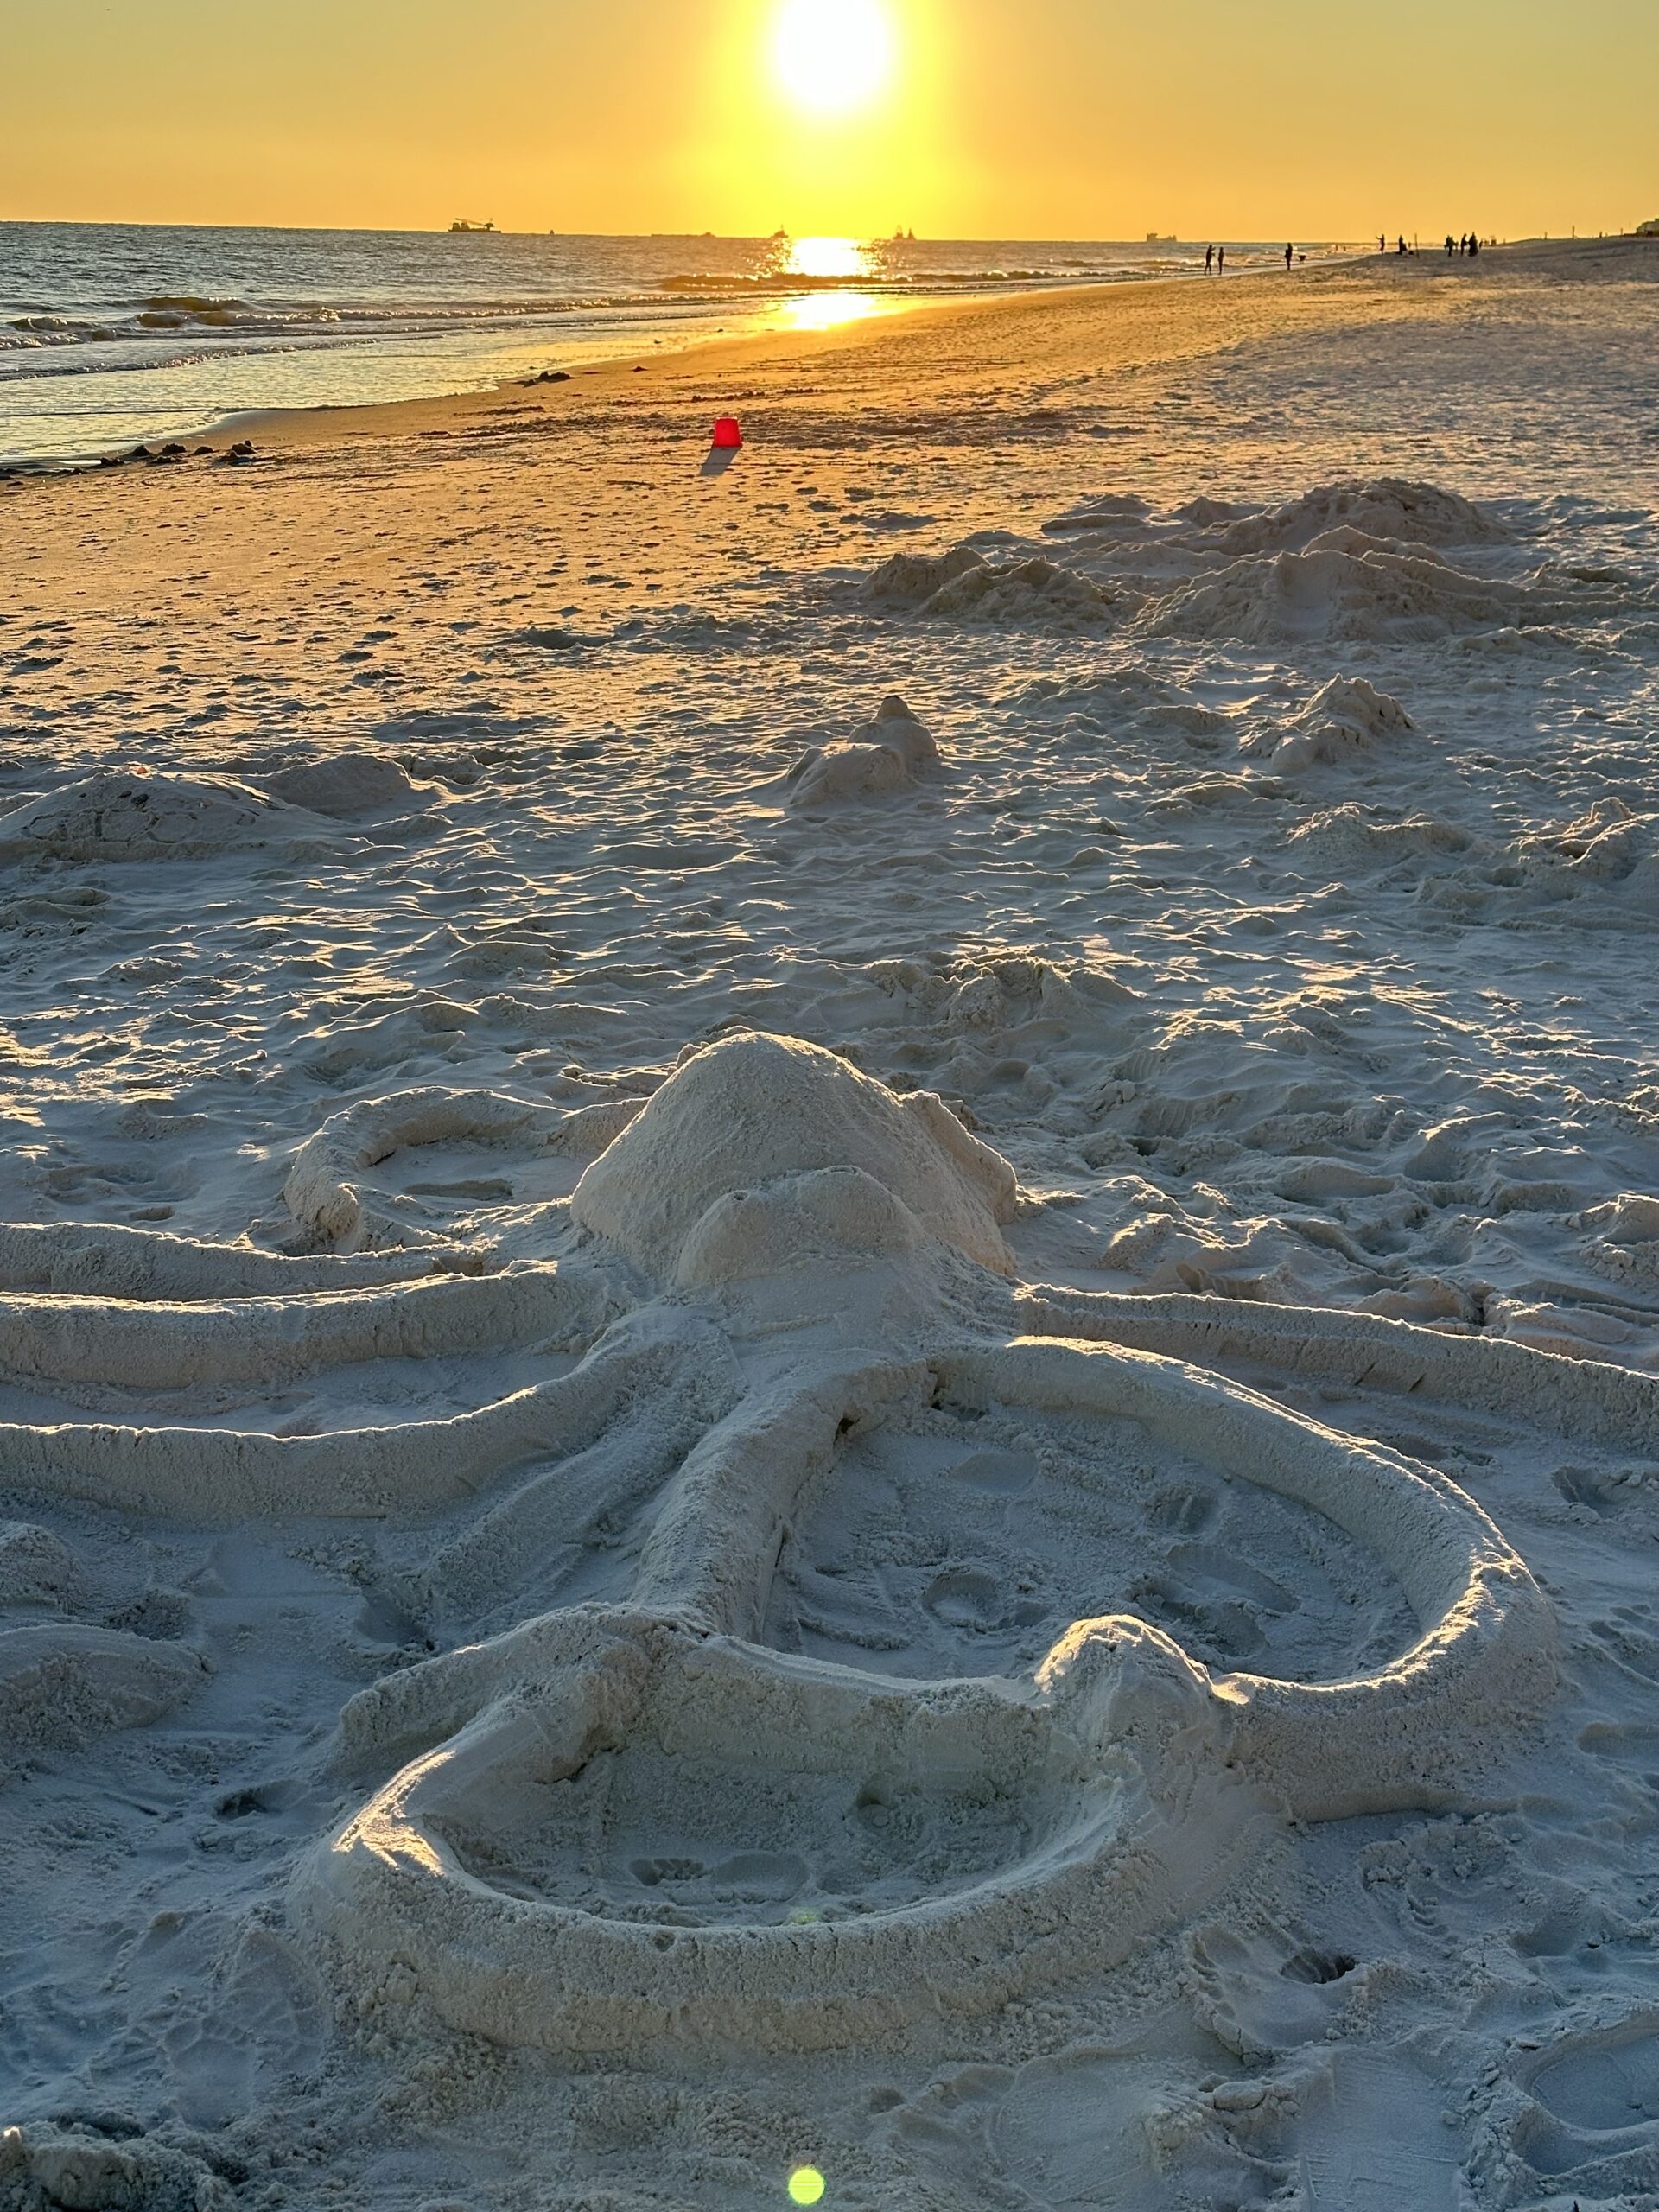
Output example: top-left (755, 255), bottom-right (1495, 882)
top-left (291, 1033), bottom-right (1557, 2056)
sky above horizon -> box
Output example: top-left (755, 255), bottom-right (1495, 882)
top-left (3, 0), bottom-right (1654, 241)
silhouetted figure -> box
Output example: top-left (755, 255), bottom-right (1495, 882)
top-left (1397, 235), bottom-right (1408, 254)
top-left (1446, 234), bottom-right (1457, 257)
top-left (1285, 242), bottom-right (1294, 270)
top-left (1205, 244), bottom-right (1215, 274)
top-left (1468, 233), bottom-right (1480, 257)
top-left (1217, 245), bottom-right (1225, 274)
top-left (1379, 233), bottom-right (1387, 253)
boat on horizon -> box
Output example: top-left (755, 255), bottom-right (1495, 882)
top-left (449, 218), bottom-right (498, 234)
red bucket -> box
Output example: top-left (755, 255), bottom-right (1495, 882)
top-left (711, 416), bottom-right (743, 449)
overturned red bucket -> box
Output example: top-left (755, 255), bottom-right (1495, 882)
top-left (710, 416), bottom-right (743, 450)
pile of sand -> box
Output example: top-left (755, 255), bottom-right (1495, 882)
top-left (863, 544), bottom-right (988, 606)
top-left (0, 771), bottom-right (319, 862)
top-left (1246, 676), bottom-right (1418, 771)
top-left (1287, 803), bottom-right (1476, 873)
top-left (254, 752), bottom-right (437, 819)
top-left (1139, 542), bottom-right (1535, 645)
top-left (867, 545), bottom-right (1112, 626)
top-left (784, 693), bottom-right (943, 809)
top-left (1215, 477), bottom-right (1510, 555)
top-left (1041, 492), bottom-right (1154, 535)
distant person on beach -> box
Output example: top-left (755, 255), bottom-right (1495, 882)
top-left (1468, 232), bottom-right (1480, 257)
top-left (1285, 242), bottom-right (1294, 270)
top-left (1379, 233), bottom-right (1387, 252)
top-left (1217, 245), bottom-right (1225, 273)
top-left (1205, 244), bottom-right (1214, 274)
top-left (1446, 234), bottom-right (1457, 257)
top-left (1398, 235), bottom-right (1408, 255)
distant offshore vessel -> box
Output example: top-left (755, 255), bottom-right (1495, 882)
top-left (449, 218), bottom-right (498, 234)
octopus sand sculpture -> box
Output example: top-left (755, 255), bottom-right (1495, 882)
top-left (0, 1034), bottom-right (1575, 2055)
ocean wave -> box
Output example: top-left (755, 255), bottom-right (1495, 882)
top-left (3, 293), bottom-right (680, 353)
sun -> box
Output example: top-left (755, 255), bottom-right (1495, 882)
top-left (773, 0), bottom-right (895, 118)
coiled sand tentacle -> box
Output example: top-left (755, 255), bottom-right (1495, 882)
top-left (285, 1086), bottom-right (642, 1249)
top-left (0, 1325), bottom-right (680, 1520)
top-left (329, 1358), bottom-right (898, 1766)
top-left (940, 1338), bottom-right (1557, 1819)
top-left (0, 1221), bottom-right (463, 1300)
top-left (632, 1357), bottom-right (931, 1634)
top-left (302, 1618), bottom-right (1270, 2053)
top-left (300, 1329), bottom-right (1552, 2052)
top-left (1017, 1283), bottom-right (1659, 1452)
top-left (0, 1263), bottom-right (612, 1391)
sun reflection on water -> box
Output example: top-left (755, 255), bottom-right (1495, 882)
top-left (787, 235), bottom-right (872, 281)
top-left (779, 289), bottom-right (886, 332)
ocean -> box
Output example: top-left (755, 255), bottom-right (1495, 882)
top-left (0, 224), bottom-right (1326, 464)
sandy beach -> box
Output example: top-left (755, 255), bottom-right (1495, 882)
top-left (3, 236), bottom-right (1659, 2210)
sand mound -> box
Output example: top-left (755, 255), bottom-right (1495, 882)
top-left (1217, 478), bottom-right (1510, 555)
top-left (866, 545), bottom-right (1112, 626)
top-left (1249, 676), bottom-right (1417, 771)
top-left (863, 544), bottom-right (986, 606)
top-left (785, 693), bottom-right (942, 809)
top-left (0, 772), bottom-right (314, 862)
top-left (1287, 803), bottom-right (1475, 872)
top-left (256, 752), bottom-right (433, 817)
top-left (1042, 492), bottom-right (1153, 534)
top-left (2, 1622), bottom-right (207, 1771)
top-left (1577, 1192), bottom-right (1659, 1286)
top-left (867, 950), bottom-right (1138, 1033)
top-left (924, 554), bottom-right (1113, 626)
top-left (571, 1032), bottom-right (1019, 1280)
top-left (0, 1521), bottom-right (78, 1608)
top-left (1173, 495), bottom-right (1249, 525)
top-left (1507, 798), bottom-right (1656, 888)
top-left (0, 2127), bottom-right (234, 2210)
top-left (1139, 544), bottom-right (1530, 645)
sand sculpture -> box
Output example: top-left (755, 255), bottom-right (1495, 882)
top-left (0, 1033), bottom-right (1572, 2056)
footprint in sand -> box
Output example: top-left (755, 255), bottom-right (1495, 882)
top-left (1505, 2016), bottom-right (1659, 2196)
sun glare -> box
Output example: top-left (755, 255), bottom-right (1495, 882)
top-left (789, 235), bottom-right (867, 280)
top-left (774, 0), bottom-right (894, 118)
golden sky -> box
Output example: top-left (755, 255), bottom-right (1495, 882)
top-left (3, 0), bottom-right (1654, 238)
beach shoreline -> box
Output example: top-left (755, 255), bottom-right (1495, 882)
top-left (3, 231), bottom-right (1647, 479)
top-left (0, 241), bottom-right (1422, 475)
top-left (0, 226), bottom-right (1378, 473)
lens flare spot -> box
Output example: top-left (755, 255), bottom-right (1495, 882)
top-left (788, 2167), bottom-right (827, 2206)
